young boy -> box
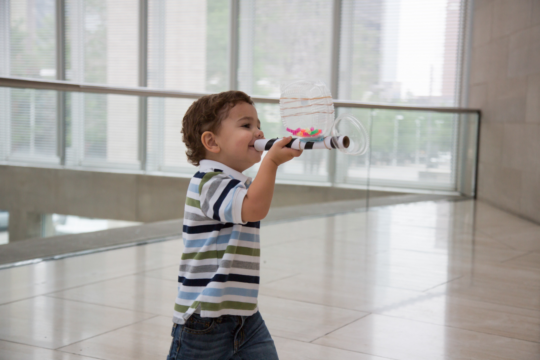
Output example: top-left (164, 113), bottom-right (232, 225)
top-left (166, 91), bottom-right (302, 360)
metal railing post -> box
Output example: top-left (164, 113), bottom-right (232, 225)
top-left (229, 0), bottom-right (240, 90)
top-left (139, 0), bottom-right (148, 171)
top-left (328, 0), bottom-right (342, 185)
top-left (0, 0), bottom-right (11, 161)
top-left (56, 0), bottom-right (66, 165)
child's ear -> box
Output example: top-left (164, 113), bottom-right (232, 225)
top-left (201, 131), bottom-right (220, 154)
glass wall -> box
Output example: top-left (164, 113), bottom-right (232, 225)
top-left (338, 0), bottom-right (463, 106)
top-left (0, 0), bottom-right (475, 194)
top-left (237, 0), bottom-right (333, 96)
top-left (0, 0), bottom-right (57, 162)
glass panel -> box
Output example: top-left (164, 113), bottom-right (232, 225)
top-left (367, 109), bottom-right (458, 191)
top-left (0, 86), bottom-right (479, 195)
top-left (0, 1), bottom-right (58, 161)
top-left (334, 107), bottom-right (372, 186)
top-left (339, 0), bottom-right (463, 106)
top-left (65, 92), bottom-right (139, 168)
top-left (65, 0), bottom-right (139, 86)
top-left (238, 0), bottom-right (333, 96)
top-left (8, 0), bottom-right (56, 80)
top-left (10, 88), bottom-right (57, 158)
top-left (456, 113), bottom-right (479, 197)
top-left (146, 97), bottom-right (196, 173)
top-left (148, 0), bottom-right (229, 92)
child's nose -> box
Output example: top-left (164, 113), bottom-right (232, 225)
top-left (256, 129), bottom-right (264, 138)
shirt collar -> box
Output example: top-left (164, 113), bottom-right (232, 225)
top-left (199, 160), bottom-right (251, 184)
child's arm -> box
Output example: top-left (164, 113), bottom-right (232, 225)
top-left (242, 136), bottom-right (302, 222)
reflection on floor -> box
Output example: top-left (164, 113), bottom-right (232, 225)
top-left (0, 200), bottom-right (539, 360)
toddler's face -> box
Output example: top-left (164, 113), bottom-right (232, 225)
top-left (214, 102), bottom-right (265, 172)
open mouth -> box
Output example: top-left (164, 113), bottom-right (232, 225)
top-left (248, 144), bottom-right (261, 152)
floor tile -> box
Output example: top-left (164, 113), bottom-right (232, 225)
top-left (0, 340), bottom-right (97, 360)
top-left (429, 275), bottom-right (540, 310)
top-left (377, 291), bottom-right (540, 342)
top-left (49, 275), bottom-right (177, 317)
top-left (504, 251), bottom-right (540, 269)
top-left (0, 296), bottom-right (154, 349)
top-left (260, 274), bottom-right (424, 312)
top-left (274, 337), bottom-right (389, 360)
top-left (58, 316), bottom-right (172, 360)
top-left (258, 295), bottom-right (368, 342)
top-left (1, 199), bottom-right (539, 360)
top-left (314, 314), bottom-right (540, 360)
top-left (0, 243), bottom-right (181, 305)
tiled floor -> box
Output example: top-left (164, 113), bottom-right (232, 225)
top-left (1, 200), bottom-right (540, 359)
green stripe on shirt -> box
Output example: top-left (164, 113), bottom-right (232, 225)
top-left (181, 246), bottom-right (260, 260)
top-left (225, 245), bottom-right (260, 257)
top-left (181, 246), bottom-right (259, 260)
top-left (199, 172), bottom-right (223, 194)
top-left (182, 250), bottom-right (226, 260)
top-left (185, 197), bottom-right (200, 209)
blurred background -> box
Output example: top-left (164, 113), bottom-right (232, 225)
top-left (0, 0), bottom-right (482, 249)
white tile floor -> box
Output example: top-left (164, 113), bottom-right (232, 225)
top-left (1, 200), bottom-right (539, 360)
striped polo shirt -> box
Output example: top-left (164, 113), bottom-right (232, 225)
top-left (173, 160), bottom-right (260, 324)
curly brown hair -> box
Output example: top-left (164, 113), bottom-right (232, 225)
top-left (182, 91), bottom-right (254, 166)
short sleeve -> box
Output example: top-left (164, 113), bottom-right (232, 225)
top-left (198, 172), bottom-right (248, 224)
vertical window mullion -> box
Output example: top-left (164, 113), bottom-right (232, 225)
top-left (56, 0), bottom-right (66, 165)
top-left (0, 0), bottom-right (11, 161)
top-left (139, 0), bottom-right (148, 171)
top-left (229, 0), bottom-right (240, 90)
top-left (327, 0), bottom-right (342, 185)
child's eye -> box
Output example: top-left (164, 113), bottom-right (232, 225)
top-left (242, 124), bottom-right (250, 128)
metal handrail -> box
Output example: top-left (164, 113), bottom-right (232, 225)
top-left (0, 76), bottom-right (481, 114)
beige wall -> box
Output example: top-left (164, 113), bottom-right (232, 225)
top-left (469, 0), bottom-right (540, 223)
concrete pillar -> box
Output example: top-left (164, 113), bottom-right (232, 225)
top-left (7, 210), bottom-right (52, 242)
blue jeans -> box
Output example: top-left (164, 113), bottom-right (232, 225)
top-left (166, 311), bottom-right (279, 360)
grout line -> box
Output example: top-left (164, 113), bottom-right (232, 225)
top-left (308, 312), bottom-right (372, 344)
top-left (474, 229), bottom-right (518, 250)
top-left (43, 293), bottom-right (164, 317)
top-left (0, 266), bottom-right (176, 307)
top-left (40, 272), bottom-right (163, 297)
top-left (54, 314), bottom-right (161, 351)
top-left (259, 293), bottom-right (368, 315)
top-left (258, 292), bottom-right (371, 313)
top-left (260, 273), bottom-right (301, 286)
top-left (500, 251), bottom-right (533, 264)
top-left (271, 335), bottom-right (399, 359)
top-left (368, 312), bottom-right (540, 345)
top-left (429, 281), bottom-right (540, 313)
top-left (421, 274), bottom-right (466, 293)
top-left (0, 339), bottom-right (102, 359)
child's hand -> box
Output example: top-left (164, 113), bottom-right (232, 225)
top-left (265, 136), bottom-right (303, 167)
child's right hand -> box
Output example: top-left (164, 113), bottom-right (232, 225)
top-left (265, 136), bottom-right (303, 167)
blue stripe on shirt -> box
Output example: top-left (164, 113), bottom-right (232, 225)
top-left (224, 186), bottom-right (239, 223)
top-left (203, 287), bottom-right (259, 298)
top-left (212, 179), bottom-right (241, 221)
top-left (188, 183), bottom-right (199, 193)
top-left (177, 287), bottom-right (258, 300)
top-left (184, 234), bottom-right (231, 248)
top-left (183, 231), bottom-right (258, 248)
